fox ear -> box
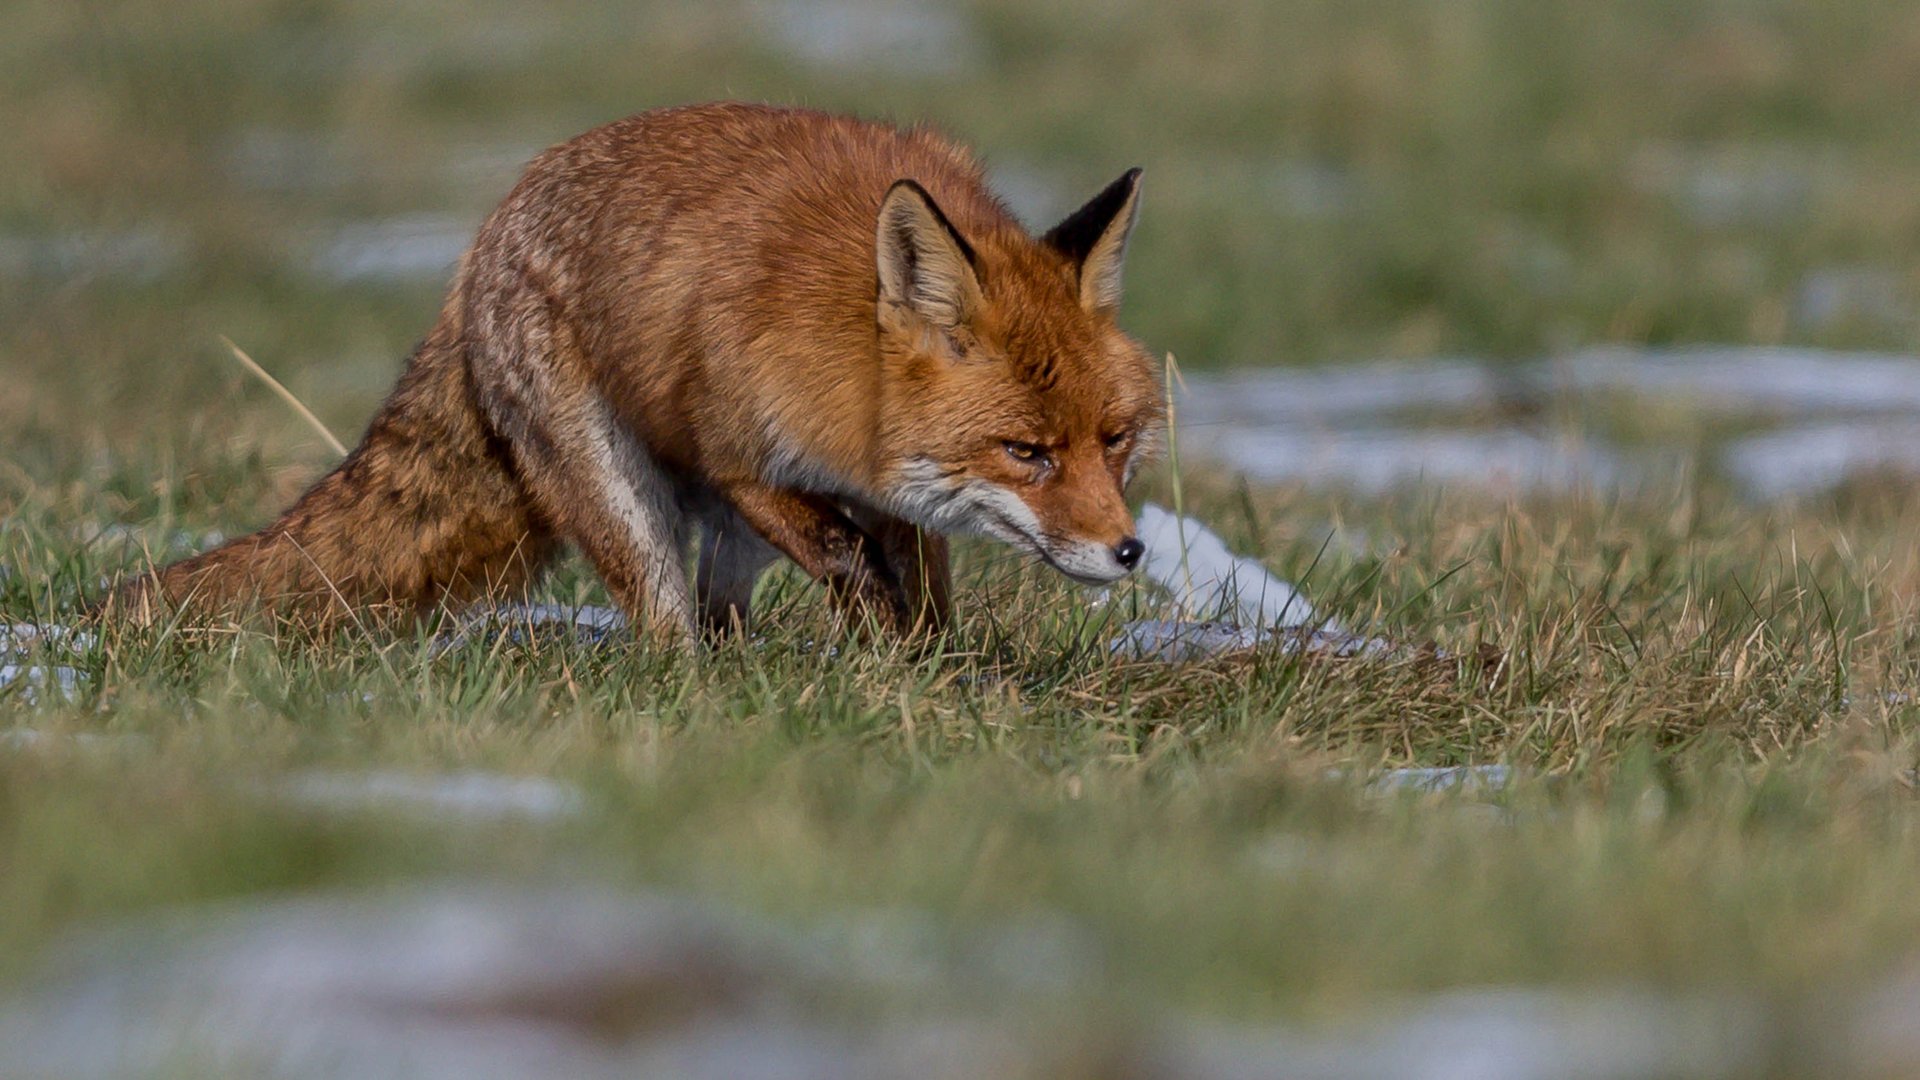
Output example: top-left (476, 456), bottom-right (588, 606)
top-left (1043, 168), bottom-right (1143, 314)
top-left (876, 179), bottom-right (982, 333)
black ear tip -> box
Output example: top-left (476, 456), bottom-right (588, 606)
top-left (1042, 166), bottom-right (1144, 260)
top-left (880, 177), bottom-right (976, 267)
top-left (886, 178), bottom-right (932, 202)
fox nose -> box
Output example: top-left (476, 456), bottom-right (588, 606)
top-left (1112, 537), bottom-right (1145, 570)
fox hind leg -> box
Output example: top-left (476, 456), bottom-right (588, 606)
top-left (466, 292), bottom-right (693, 642)
top-left (512, 392), bottom-right (693, 642)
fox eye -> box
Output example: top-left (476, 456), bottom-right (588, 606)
top-left (1102, 430), bottom-right (1132, 451)
top-left (1003, 440), bottom-right (1049, 466)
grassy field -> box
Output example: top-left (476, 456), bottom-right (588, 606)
top-left (9, 462), bottom-right (1920, 1042)
top-left (7, 0), bottom-right (1920, 1073)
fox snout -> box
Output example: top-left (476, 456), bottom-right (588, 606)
top-left (1022, 481), bottom-right (1145, 585)
top-left (1037, 525), bottom-right (1146, 585)
top-left (906, 464), bottom-right (1144, 586)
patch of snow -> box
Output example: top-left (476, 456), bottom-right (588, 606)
top-left (1112, 506), bottom-right (1432, 662)
top-left (1168, 988), bottom-right (1764, 1080)
top-left (0, 881), bottom-right (1892, 1079)
top-left (0, 622), bottom-right (96, 654)
top-left (0, 885), bottom-right (805, 1080)
top-left (311, 214), bottom-right (474, 283)
top-left (0, 228), bottom-right (186, 282)
top-left (1364, 765), bottom-right (1514, 795)
top-left (0, 665), bottom-right (84, 704)
top-left (1189, 426), bottom-right (1628, 496)
top-left (1173, 347), bottom-right (1920, 498)
top-left (1548, 346), bottom-right (1920, 415)
top-left (267, 769), bottom-right (585, 824)
top-left (432, 602), bottom-right (628, 653)
top-left (1177, 358), bottom-right (1509, 425)
top-left (1721, 420), bottom-right (1920, 500)
top-left (1110, 620), bottom-right (1392, 664)
top-left (751, 0), bottom-right (981, 77)
top-left (1135, 504), bottom-right (1323, 628)
top-left (0, 621), bottom-right (94, 705)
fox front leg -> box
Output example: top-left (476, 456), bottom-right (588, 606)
top-left (722, 484), bottom-right (914, 637)
top-left (847, 507), bottom-right (951, 636)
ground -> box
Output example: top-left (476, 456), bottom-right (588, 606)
top-left (5, 1), bottom-right (1920, 1075)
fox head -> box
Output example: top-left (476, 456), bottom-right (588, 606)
top-left (873, 169), bottom-right (1166, 584)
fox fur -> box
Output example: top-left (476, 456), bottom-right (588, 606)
top-left (108, 102), bottom-right (1166, 641)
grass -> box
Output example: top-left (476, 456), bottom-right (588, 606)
top-left (7, 447), bottom-right (1920, 1028)
top-left (7, 0), bottom-right (1920, 1064)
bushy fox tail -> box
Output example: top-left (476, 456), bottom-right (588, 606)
top-left (104, 315), bottom-right (555, 627)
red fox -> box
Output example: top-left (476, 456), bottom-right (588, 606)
top-left (110, 102), bottom-right (1166, 641)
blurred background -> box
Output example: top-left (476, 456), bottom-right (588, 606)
top-left (7, 0), bottom-right (1920, 506)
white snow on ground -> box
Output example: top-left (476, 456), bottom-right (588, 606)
top-left (1119, 505), bottom-right (1422, 665)
top-left (1109, 621), bottom-right (1395, 664)
top-left (1135, 504), bottom-right (1324, 628)
top-left (1544, 346), bottom-right (1920, 414)
top-left (749, 0), bottom-right (982, 77)
top-left (0, 621), bottom-right (93, 705)
top-left (7, 880), bottom-right (1911, 1080)
top-left (1721, 419), bottom-right (1920, 500)
top-left (267, 769), bottom-right (585, 823)
top-left (310, 213), bottom-right (473, 282)
top-left (0, 664), bottom-right (84, 703)
top-left (1191, 425), bottom-right (1629, 495)
top-left (431, 602), bottom-right (628, 653)
top-left (1175, 346), bottom-right (1920, 499)
top-left (1177, 357), bottom-right (1509, 423)
top-left (0, 622), bottom-right (96, 654)
top-left (0, 228), bottom-right (186, 282)
top-left (1361, 764), bottom-right (1513, 795)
